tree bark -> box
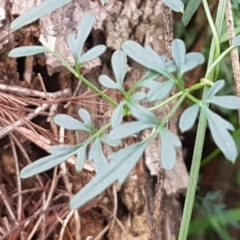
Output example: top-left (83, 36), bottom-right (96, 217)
top-left (0, 0), bottom-right (189, 239)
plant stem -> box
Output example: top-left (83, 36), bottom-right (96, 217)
top-left (149, 82), bottom-right (206, 111)
top-left (178, 1), bottom-right (227, 239)
top-left (53, 51), bottom-right (118, 107)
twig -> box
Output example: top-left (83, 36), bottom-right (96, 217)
top-left (109, 183), bottom-right (118, 232)
top-left (0, 83), bottom-right (70, 99)
top-left (58, 126), bottom-right (81, 240)
top-left (9, 135), bottom-right (22, 221)
top-left (59, 210), bottom-right (75, 240)
top-left (0, 186), bottom-right (17, 221)
top-left (225, 0), bottom-right (240, 126)
top-left (98, 204), bottom-right (127, 236)
top-left (11, 133), bottom-right (44, 187)
top-left (93, 225), bottom-right (109, 240)
top-left (27, 167), bottom-right (59, 240)
top-left (64, 80), bottom-right (81, 108)
top-left (0, 88), bottom-right (70, 139)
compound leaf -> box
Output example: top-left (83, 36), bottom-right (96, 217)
top-left (70, 140), bottom-right (149, 209)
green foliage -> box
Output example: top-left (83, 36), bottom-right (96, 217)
top-left (190, 191), bottom-right (239, 240)
top-left (162, 0), bottom-right (184, 13)
top-left (182, 0), bottom-right (202, 26)
top-left (8, 1), bottom-right (240, 239)
top-left (11, 0), bottom-right (72, 31)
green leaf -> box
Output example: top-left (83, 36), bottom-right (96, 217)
top-left (101, 0), bottom-right (109, 4)
top-left (122, 40), bottom-right (166, 74)
top-left (11, 0), bottom-right (72, 30)
top-left (182, 0), bottom-right (201, 26)
top-left (99, 75), bottom-right (119, 89)
top-left (110, 121), bottom-right (156, 140)
top-left (160, 129), bottom-right (182, 170)
top-left (9, 46), bottom-right (49, 58)
top-left (111, 102), bottom-right (125, 128)
top-left (206, 96), bottom-right (240, 109)
top-left (100, 135), bottom-right (121, 147)
top-left (145, 80), bottom-right (174, 102)
top-left (145, 46), bottom-right (165, 70)
top-left (76, 13), bottom-right (95, 62)
top-left (162, 0), bottom-right (184, 12)
top-left (180, 59), bottom-right (198, 76)
top-left (172, 39), bottom-right (186, 68)
top-left (108, 140), bottom-right (150, 183)
top-left (76, 144), bottom-right (87, 172)
top-left (220, 27), bottom-right (240, 43)
top-left (48, 145), bottom-right (79, 154)
top-left (89, 139), bottom-right (108, 174)
top-left (233, 35), bottom-right (240, 46)
top-left (204, 107), bottom-right (237, 161)
top-left (204, 80), bottom-right (225, 99)
top-left (69, 140), bottom-right (149, 209)
top-left (185, 52), bottom-right (205, 65)
top-left (112, 50), bottom-right (128, 86)
top-left (161, 56), bottom-right (177, 73)
top-left (130, 92), bottom-right (147, 101)
top-left (67, 34), bottom-right (78, 60)
top-left (20, 145), bottom-right (79, 179)
top-left (80, 45), bottom-right (107, 64)
top-left (78, 108), bottom-right (92, 128)
top-left (127, 101), bottom-right (158, 123)
top-left (179, 104), bottom-right (200, 132)
top-left (54, 114), bottom-right (92, 132)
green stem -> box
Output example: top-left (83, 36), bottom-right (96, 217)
top-left (178, 88), bottom-right (209, 240)
top-left (178, 1), bottom-right (227, 239)
top-left (149, 82), bottom-right (207, 111)
top-left (161, 94), bottom-right (186, 126)
top-left (202, 0), bottom-right (220, 80)
top-left (206, 45), bottom-right (235, 76)
top-left (53, 51), bottom-right (118, 107)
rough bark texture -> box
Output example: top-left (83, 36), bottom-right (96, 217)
top-left (0, 0), bottom-right (188, 239)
